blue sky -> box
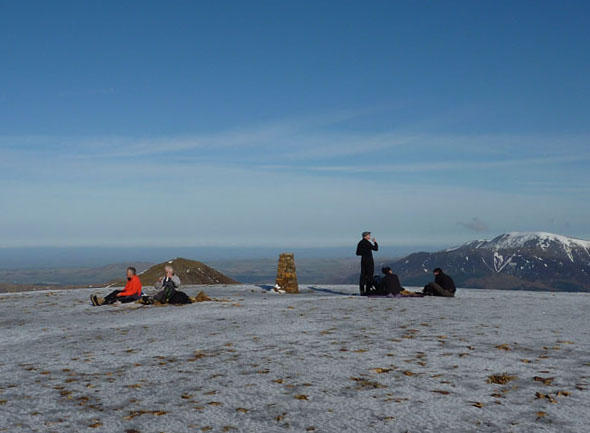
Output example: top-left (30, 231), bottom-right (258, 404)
top-left (1, 0), bottom-right (589, 249)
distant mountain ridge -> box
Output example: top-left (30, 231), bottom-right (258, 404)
top-left (383, 232), bottom-right (590, 292)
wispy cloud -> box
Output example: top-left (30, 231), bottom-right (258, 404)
top-left (1, 110), bottom-right (589, 247)
top-left (2, 116), bottom-right (589, 196)
top-left (458, 217), bottom-right (489, 233)
top-left (289, 154), bottom-right (590, 173)
top-left (4, 111), bottom-right (588, 167)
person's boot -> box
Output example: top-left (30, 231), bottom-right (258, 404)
top-left (138, 295), bottom-right (151, 305)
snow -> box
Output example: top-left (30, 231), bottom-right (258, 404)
top-left (445, 240), bottom-right (487, 252)
top-left (443, 232), bottom-right (590, 265)
top-left (481, 257), bottom-right (494, 272)
top-left (445, 232), bottom-right (590, 253)
top-left (1, 285), bottom-right (590, 433)
top-left (483, 232), bottom-right (590, 252)
top-left (492, 252), bottom-right (516, 273)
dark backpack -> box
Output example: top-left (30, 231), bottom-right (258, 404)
top-left (168, 290), bottom-right (192, 305)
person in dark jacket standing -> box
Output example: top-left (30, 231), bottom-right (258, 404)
top-left (356, 231), bottom-right (378, 295)
top-left (423, 268), bottom-right (456, 297)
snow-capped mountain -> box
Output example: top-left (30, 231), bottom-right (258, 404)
top-left (387, 232), bottom-right (590, 291)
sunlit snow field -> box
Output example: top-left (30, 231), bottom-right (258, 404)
top-left (1, 285), bottom-right (589, 432)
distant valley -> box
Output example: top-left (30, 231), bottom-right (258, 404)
top-left (0, 262), bottom-right (153, 292)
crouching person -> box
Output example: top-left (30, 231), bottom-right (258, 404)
top-left (423, 268), bottom-right (456, 297)
top-left (153, 265), bottom-right (191, 304)
top-left (91, 267), bottom-right (142, 306)
top-left (374, 267), bottom-right (403, 296)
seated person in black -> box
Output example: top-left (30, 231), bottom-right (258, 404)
top-left (372, 267), bottom-right (403, 296)
top-left (423, 268), bottom-right (456, 297)
top-left (151, 265), bottom-right (191, 304)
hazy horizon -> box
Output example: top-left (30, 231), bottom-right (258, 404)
top-left (2, 228), bottom-right (590, 269)
top-left (0, 243), bottom-right (442, 269)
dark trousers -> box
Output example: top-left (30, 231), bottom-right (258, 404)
top-left (359, 259), bottom-right (374, 294)
top-left (154, 288), bottom-right (177, 303)
top-left (423, 282), bottom-right (455, 297)
top-left (104, 290), bottom-right (140, 304)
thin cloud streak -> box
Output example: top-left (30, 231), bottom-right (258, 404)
top-left (271, 155), bottom-right (590, 173)
top-left (3, 113), bottom-right (589, 164)
top-left (58, 132), bottom-right (590, 162)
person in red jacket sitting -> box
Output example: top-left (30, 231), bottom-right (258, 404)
top-left (91, 267), bottom-right (142, 306)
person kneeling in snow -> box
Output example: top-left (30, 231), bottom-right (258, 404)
top-left (91, 267), bottom-right (142, 306)
top-left (372, 267), bottom-right (403, 296)
top-left (422, 268), bottom-right (456, 297)
top-left (151, 265), bottom-right (191, 305)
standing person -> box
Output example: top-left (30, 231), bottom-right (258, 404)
top-left (91, 267), bottom-right (142, 306)
top-left (423, 268), bottom-right (456, 297)
top-left (153, 265), bottom-right (182, 303)
top-left (356, 231), bottom-right (378, 295)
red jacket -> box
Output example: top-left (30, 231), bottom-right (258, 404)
top-left (118, 275), bottom-right (142, 297)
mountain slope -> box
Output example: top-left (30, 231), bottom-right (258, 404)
top-left (109, 257), bottom-right (239, 287)
top-left (385, 232), bottom-right (590, 292)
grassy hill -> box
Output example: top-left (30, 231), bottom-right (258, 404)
top-left (109, 257), bottom-right (239, 287)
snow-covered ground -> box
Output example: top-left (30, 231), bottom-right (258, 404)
top-left (1, 285), bottom-right (589, 433)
